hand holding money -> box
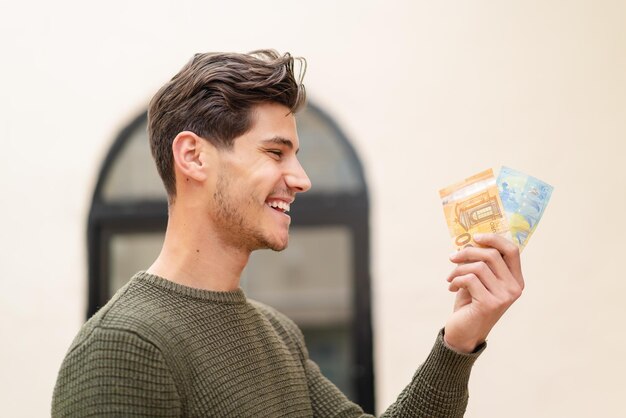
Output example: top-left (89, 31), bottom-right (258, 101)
top-left (443, 233), bottom-right (524, 353)
top-left (438, 167), bottom-right (551, 353)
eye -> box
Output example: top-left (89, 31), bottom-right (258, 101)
top-left (267, 149), bottom-right (283, 159)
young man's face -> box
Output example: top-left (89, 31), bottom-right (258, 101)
top-left (209, 102), bottom-right (311, 252)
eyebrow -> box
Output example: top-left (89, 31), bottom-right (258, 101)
top-left (262, 136), bottom-right (300, 154)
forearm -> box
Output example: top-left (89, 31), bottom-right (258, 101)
top-left (306, 329), bottom-right (484, 418)
top-left (379, 329), bottom-right (485, 418)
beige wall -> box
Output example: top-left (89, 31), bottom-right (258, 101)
top-left (1, 1), bottom-right (625, 416)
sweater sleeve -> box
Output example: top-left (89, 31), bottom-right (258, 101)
top-left (255, 301), bottom-right (484, 417)
top-left (378, 329), bottom-right (485, 417)
top-left (291, 321), bottom-right (484, 417)
top-left (52, 326), bottom-right (182, 418)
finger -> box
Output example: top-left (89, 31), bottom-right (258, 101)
top-left (449, 273), bottom-right (491, 302)
top-left (450, 245), bottom-right (511, 282)
top-left (474, 233), bottom-right (524, 288)
top-left (446, 261), bottom-right (500, 295)
top-left (450, 240), bottom-right (524, 299)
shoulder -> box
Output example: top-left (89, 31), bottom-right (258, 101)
top-left (249, 299), bottom-right (291, 322)
top-left (52, 325), bottom-right (181, 416)
top-left (248, 299), bottom-right (308, 359)
top-left (248, 299), bottom-right (299, 333)
top-left (66, 276), bottom-right (174, 357)
top-left (61, 325), bottom-right (165, 368)
top-left (54, 279), bottom-right (182, 411)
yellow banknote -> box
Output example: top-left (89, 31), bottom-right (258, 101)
top-left (439, 169), bottom-right (510, 250)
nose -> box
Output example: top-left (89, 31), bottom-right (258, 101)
top-left (286, 157), bottom-right (312, 193)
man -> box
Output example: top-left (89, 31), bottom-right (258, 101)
top-left (52, 50), bottom-right (524, 417)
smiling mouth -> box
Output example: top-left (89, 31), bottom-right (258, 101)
top-left (266, 200), bottom-right (291, 214)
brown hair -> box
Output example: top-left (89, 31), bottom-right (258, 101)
top-left (148, 50), bottom-right (307, 200)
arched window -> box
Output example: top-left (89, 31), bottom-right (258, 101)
top-left (87, 103), bottom-right (374, 412)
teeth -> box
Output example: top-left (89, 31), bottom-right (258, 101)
top-left (268, 200), bottom-right (290, 212)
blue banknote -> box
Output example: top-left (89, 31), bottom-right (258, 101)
top-left (496, 167), bottom-right (553, 250)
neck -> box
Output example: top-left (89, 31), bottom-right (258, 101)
top-left (146, 204), bottom-right (250, 292)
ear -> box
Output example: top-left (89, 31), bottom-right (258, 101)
top-left (171, 131), bottom-right (212, 183)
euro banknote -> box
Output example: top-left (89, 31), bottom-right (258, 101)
top-left (439, 169), bottom-right (511, 251)
top-left (496, 166), bottom-right (553, 251)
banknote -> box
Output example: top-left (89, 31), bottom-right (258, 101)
top-left (496, 166), bottom-right (553, 251)
top-left (439, 169), bottom-right (511, 251)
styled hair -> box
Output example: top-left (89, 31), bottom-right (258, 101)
top-left (148, 50), bottom-right (307, 200)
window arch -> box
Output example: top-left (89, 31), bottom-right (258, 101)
top-left (87, 103), bottom-right (375, 412)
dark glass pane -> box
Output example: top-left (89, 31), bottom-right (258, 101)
top-left (296, 107), bottom-right (365, 194)
top-left (102, 120), bottom-right (166, 202)
top-left (242, 226), bottom-right (353, 325)
top-left (109, 231), bottom-right (165, 296)
top-left (302, 325), bottom-right (354, 400)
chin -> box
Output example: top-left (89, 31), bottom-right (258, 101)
top-left (268, 239), bottom-right (289, 252)
top-left (265, 233), bottom-right (289, 252)
top-left (248, 232), bottom-right (289, 252)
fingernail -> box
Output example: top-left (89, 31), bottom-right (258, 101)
top-left (449, 252), bottom-right (458, 260)
top-left (473, 233), bottom-right (485, 241)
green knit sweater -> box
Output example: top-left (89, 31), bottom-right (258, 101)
top-left (52, 272), bottom-right (484, 417)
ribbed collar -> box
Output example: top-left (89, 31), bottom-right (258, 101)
top-left (133, 271), bottom-right (247, 304)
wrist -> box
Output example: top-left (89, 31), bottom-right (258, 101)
top-left (443, 331), bottom-right (484, 354)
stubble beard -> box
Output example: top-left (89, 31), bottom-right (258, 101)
top-left (213, 172), bottom-right (288, 252)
